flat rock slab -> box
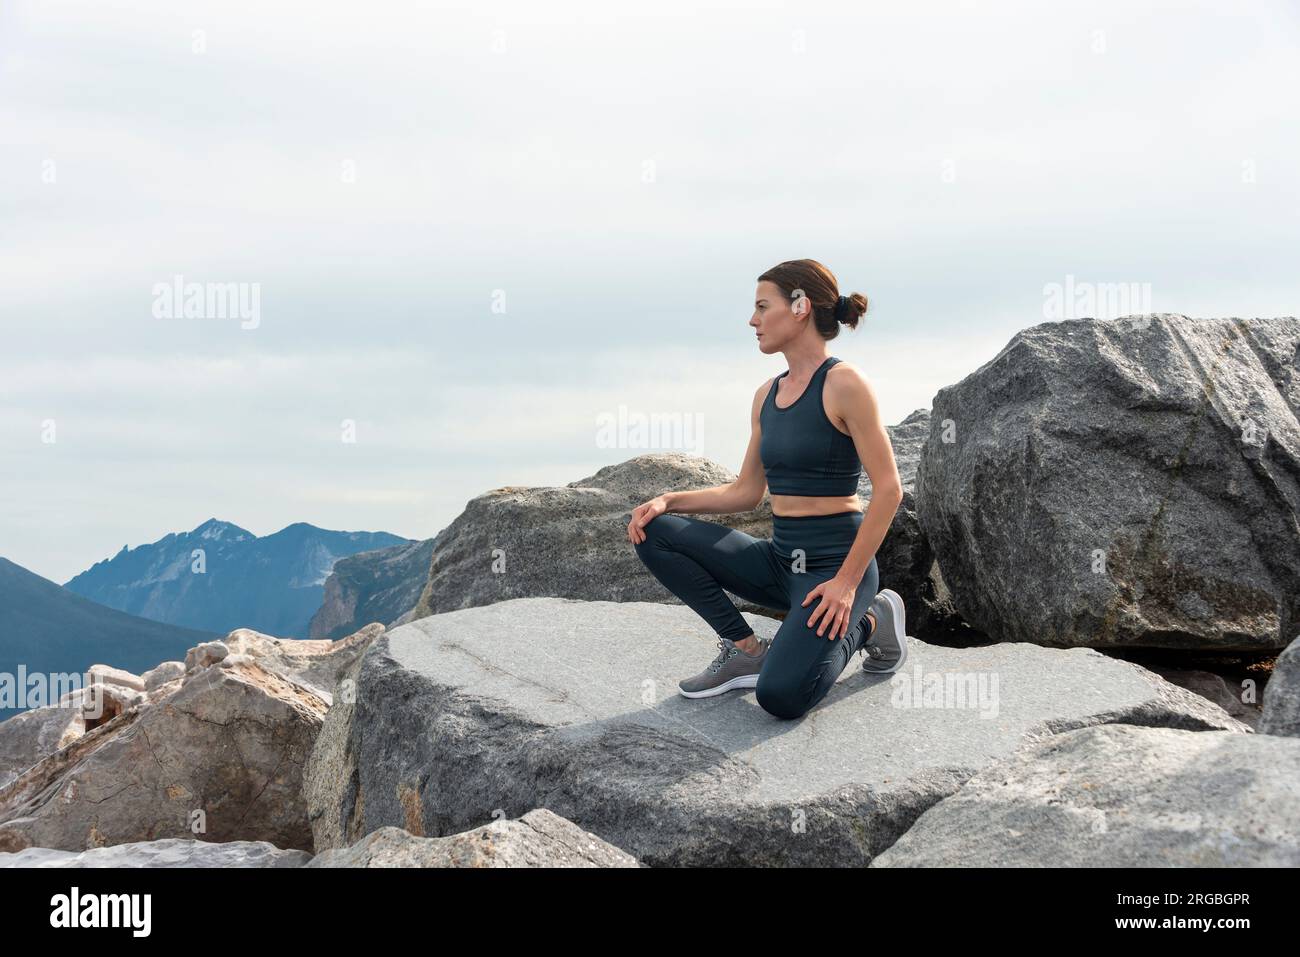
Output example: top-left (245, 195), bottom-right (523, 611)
top-left (870, 724), bottom-right (1300, 867)
top-left (334, 597), bottom-right (1249, 866)
top-left (0, 838), bottom-right (311, 868)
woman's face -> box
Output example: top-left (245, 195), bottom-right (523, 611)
top-left (750, 280), bottom-right (802, 354)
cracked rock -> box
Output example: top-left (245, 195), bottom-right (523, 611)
top-left (0, 658), bottom-right (327, 852)
top-left (306, 596), bottom-right (1249, 866)
top-left (916, 315), bottom-right (1300, 651)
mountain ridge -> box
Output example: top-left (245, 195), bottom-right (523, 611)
top-left (63, 520), bottom-right (411, 638)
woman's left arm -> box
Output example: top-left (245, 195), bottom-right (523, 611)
top-left (801, 364), bottom-right (904, 638)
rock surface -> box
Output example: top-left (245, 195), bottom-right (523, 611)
top-left (1260, 636), bottom-right (1300, 737)
top-left (310, 538), bottom-right (437, 639)
top-left (79, 680), bottom-right (146, 731)
top-left (1138, 664), bottom-right (1260, 729)
top-left (308, 596), bottom-right (1249, 867)
top-left (409, 453), bottom-right (774, 620)
top-left (916, 315), bottom-right (1300, 651)
top-left (303, 643), bottom-right (367, 851)
top-left (0, 657), bottom-right (326, 853)
top-left (86, 664), bottom-right (145, 692)
top-left (0, 623), bottom-right (383, 853)
top-left (869, 723), bottom-right (1300, 867)
top-left (185, 640), bottom-right (229, 670)
top-left (142, 661), bottom-right (185, 691)
top-left (0, 698), bottom-right (85, 790)
top-left (1, 673), bottom-right (172, 788)
top-left (213, 624), bottom-right (383, 703)
top-left (307, 809), bottom-right (640, 867)
top-left (0, 838), bottom-right (312, 868)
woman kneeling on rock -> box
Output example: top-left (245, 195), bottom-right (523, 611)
top-left (628, 258), bottom-right (908, 720)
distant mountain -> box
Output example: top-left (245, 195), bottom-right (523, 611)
top-left (0, 557), bottom-right (217, 721)
top-left (64, 519), bottom-right (412, 639)
top-left (309, 537), bottom-right (438, 640)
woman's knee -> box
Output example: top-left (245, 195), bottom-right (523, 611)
top-left (633, 513), bottom-right (672, 558)
top-left (634, 511), bottom-right (695, 555)
top-left (754, 671), bottom-right (811, 720)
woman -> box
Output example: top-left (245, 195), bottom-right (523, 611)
top-left (627, 259), bottom-right (908, 720)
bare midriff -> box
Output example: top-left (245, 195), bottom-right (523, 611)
top-left (770, 493), bottom-right (863, 518)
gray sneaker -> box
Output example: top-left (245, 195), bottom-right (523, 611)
top-left (861, 588), bottom-right (908, 673)
top-left (679, 636), bottom-right (767, 698)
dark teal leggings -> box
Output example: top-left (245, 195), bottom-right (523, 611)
top-left (634, 510), bottom-right (879, 719)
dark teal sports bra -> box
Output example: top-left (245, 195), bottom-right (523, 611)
top-left (759, 356), bottom-right (862, 496)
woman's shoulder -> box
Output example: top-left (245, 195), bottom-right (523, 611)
top-left (824, 359), bottom-right (878, 411)
top-left (826, 357), bottom-right (870, 386)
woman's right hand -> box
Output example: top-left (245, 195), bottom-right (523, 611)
top-left (627, 495), bottom-right (669, 544)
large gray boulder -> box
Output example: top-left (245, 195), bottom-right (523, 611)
top-left (307, 810), bottom-right (639, 867)
top-left (916, 315), bottom-right (1300, 651)
top-left (0, 838), bottom-right (312, 868)
top-left (1260, 636), bottom-right (1300, 737)
top-left (870, 723), bottom-right (1300, 867)
top-left (307, 596), bottom-right (1248, 867)
top-left (410, 453), bottom-right (773, 620)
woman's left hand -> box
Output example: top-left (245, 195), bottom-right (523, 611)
top-left (801, 575), bottom-right (857, 640)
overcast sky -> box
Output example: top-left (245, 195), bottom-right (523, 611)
top-left (2, 0), bottom-right (1298, 583)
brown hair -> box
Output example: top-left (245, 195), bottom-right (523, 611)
top-left (757, 259), bottom-right (868, 339)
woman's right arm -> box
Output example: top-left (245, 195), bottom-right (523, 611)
top-left (627, 380), bottom-right (771, 543)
